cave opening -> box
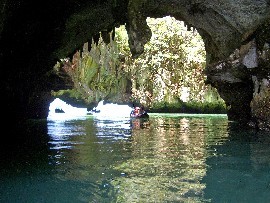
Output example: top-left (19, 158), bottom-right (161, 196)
top-left (49, 16), bottom-right (225, 115)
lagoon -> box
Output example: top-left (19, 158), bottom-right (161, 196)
top-left (0, 114), bottom-right (270, 202)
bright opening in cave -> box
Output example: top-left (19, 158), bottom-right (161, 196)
top-left (49, 16), bottom-right (224, 116)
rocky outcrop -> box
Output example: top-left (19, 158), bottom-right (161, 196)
top-left (0, 0), bottom-right (270, 131)
top-left (205, 26), bottom-right (270, 130)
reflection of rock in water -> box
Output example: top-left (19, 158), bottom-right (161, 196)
top-left (130, 118), bottom-right (150, 129)
top-left (250, 133), bottom-right (270, 170)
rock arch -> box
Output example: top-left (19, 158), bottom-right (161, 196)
top-left (0, 0), bottom-right (269, 132)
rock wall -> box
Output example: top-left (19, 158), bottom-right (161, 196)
top-left (0, 0), bottom-right (270, 131)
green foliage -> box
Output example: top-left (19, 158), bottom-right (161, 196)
top-left (114, 16), bottom-right (221, 107)
top-left (151, 100), bottom-right (227, 114)
top-left (56, 33), bottom-right (132, 104)
top-left (54, 16), bottom-right (225, 112)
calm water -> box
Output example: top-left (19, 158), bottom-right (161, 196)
top-left (1, 113), bottom-right (270, 202)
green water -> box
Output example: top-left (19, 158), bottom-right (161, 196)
top-left (0, 113), bottom-right (270, 202)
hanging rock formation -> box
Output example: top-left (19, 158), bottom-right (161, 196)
top-left (0, 0), bottom-right (270, 132)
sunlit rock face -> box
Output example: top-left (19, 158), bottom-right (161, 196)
top-left (0, 0), bottom-right (270, 131)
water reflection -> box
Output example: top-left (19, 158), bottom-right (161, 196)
top-left (202, 124), bottom-right (270, 202)
top-left (130, 118), bottom-right (150, 129)
top-left (2, 114), bottom-right (270, 202)
top-left (94, 118), bottom-right (132, 139)
top-left (112, 114), bottom-right (229, 202)
top-left (46, 116), bottom-right (133, 202)
top-left (44, 114), bottom-right (270, 202)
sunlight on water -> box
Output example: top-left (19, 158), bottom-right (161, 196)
top-left (47, 99), bottom-right (134, 145)
top-left (47, 98), bottom-right (89, 120)
top-left (47, 98), bottom-right (133, 121)
top-left (94, 120), bottom-right (132, 140)
top-left (47, 120), bottom-right (86, 150)
top-left (93, 100), bottom-right (133, 119)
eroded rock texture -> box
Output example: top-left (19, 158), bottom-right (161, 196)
top-left (0, 0), bottom-right (270, 132)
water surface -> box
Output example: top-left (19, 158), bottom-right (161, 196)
top-left (1, 114), bottom-right (270, 202)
